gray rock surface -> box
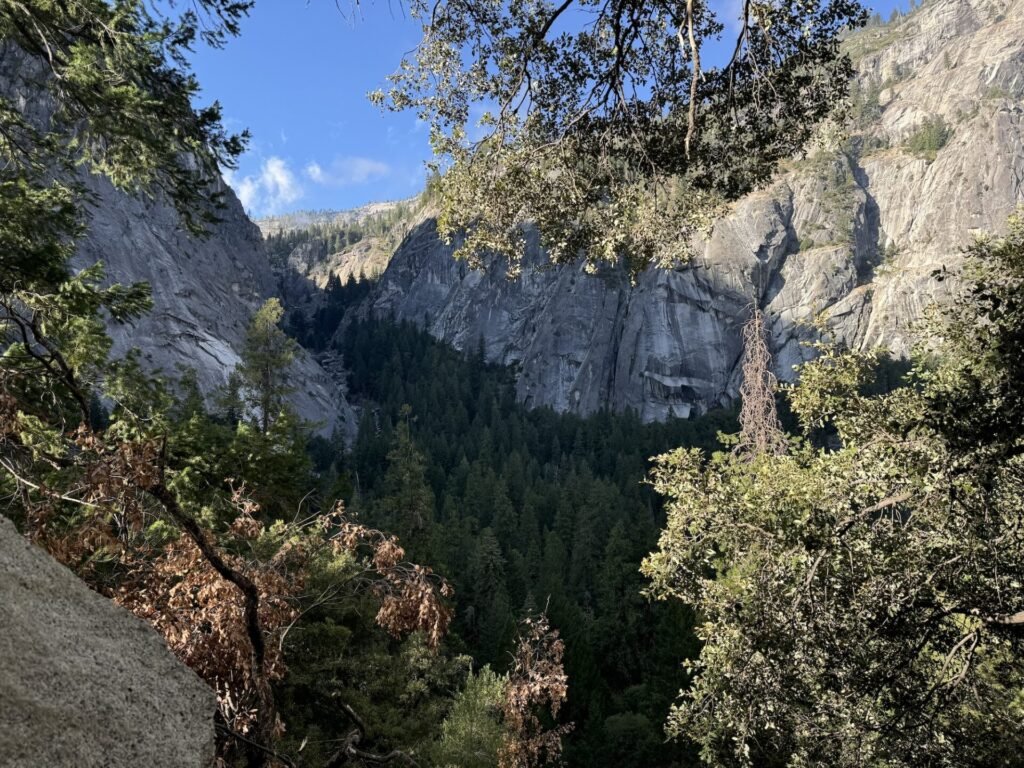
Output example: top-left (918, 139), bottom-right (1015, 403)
top-left (76, 173), bottom-right (357, 440)
top-left (0, 515), bottom-right (216, 768)
top-left (0, 42), bottom-right (356, 441)
top-left (369, 0), bottom-right (1024, 421)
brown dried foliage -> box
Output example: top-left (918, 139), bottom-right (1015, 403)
top-left (736, 306), bottom-right (787, 458)
top-left (5, 416), bottom-right (455, 764)
top-left (21, 431), bottom-right (163, 556)
top-left (22, 454), bottom-right (301, 743)
top-left (499, 613), bottom-right (572, 768)
top-left (335, 515), bottom-right (454, 649)
top-left (114, 493), bottom-right (302, 741)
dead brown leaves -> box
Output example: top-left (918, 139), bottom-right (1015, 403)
top-left (334, 515), bottom-right (454, 649)
top-left (7, 418), bottom-right (457, 762)
top-left (499, 613), bottom-right (572, 768)
top-left (114, 495), bottom-right (300, 739)
top-left (736, 306), bottom-right (787, 458)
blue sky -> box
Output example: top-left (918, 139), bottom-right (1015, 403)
top-left (190, 1), bottom-right (914, 218)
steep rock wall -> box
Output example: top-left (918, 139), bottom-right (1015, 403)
top-left (369, 0), bottom-right (1024, 421)
top-left (0, 43), bottom-right (355, 439)
top-left (76, 173), bottom-right (356, 438)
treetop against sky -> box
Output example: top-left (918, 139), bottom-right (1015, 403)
top-left (190, 0), bottom-right (915, 218)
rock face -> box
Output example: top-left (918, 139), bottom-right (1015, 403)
top-left (0, 42), bottom-right (355, 440)
top-left (261, 198), bottom-right (426, 297)
top-left (283, 235), bottom-right (400, 290)
top-left (0, 515), bottom-right (216, 768)
top-left (369, 0), bottom-right (1024, 421)
top-left (75, 174), bottom-right (356, 439)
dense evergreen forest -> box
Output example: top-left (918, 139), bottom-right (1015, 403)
top-left (292, 276), bottom-right (739, 766)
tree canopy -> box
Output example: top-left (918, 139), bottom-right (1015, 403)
top-left (642, 212), bottom-right (1024, 767)
top-left (0, 0), bottom-right (251, 278)
top-left (374, 0), bottom-right (867, 273)
top-left (8, 3), bottom-right (1021, 767)
top-left (0, 4), bottom-right (462, 765)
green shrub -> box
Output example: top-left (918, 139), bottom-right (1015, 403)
top-left (985, 84), bottom-right (1011, 100)
top-left (905, 116), bottom-right (951, 160)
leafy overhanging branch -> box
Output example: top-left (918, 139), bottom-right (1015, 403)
top-left (374, 0), bottom-right (867, 273)
top-left (641, 212), bottom-right (1024, 766)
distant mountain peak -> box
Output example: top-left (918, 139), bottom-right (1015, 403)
top-left (256, 197), bottom-right (420, 238)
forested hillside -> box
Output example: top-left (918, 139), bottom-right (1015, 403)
top-left (262, 197), bottom-right (431, 287)
top-left (348, 318), bottom-right (707, 764)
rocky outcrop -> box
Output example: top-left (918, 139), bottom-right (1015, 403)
top-left (261, 198), bottom-right (426, 296)
top-left (369, 0), bottom-right (1024, 421)
top-left (283, 235), bottom-right (398, 289)
top-left (0, 515), bottom-right (215, 768)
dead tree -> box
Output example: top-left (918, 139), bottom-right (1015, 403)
top-left (735, 306), bottom-right (786, 458)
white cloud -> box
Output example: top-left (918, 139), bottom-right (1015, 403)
top-left (261, 157), bottom-right (303, 205)
top-left (225, 156), bottom-right (304, 216)
top-left (236, 176), bottom-right (260, 211)
top-left (305, 161), bottom-right (328, 184)
top-left (304, 156), bottom-right (391, 187)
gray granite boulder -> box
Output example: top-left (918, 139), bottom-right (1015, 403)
top-left (0, 516), bottom-right (216, 768)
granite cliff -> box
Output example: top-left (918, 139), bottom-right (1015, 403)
top-left (365, 0), bottom-right (1024, 421)
top-left (74, 173), bottom-right (355, 438)
top-left (0, 42), bottom-right (355, 438)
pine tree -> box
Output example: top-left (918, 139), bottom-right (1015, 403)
top-left (596, 523), bottom-right (643, 683)
top-left (239, 298), bottom-right (297, 434)
top-left (470, 528), bottom-right (512, 662)
top-left (374, 413), bottom-right (435, 541)
top-left (432, 666), bottom-right (508, 768)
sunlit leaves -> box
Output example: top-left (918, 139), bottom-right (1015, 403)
top-left (378, 0), bottom-right (866, 273)
top-left (642, 213), bottom-right (1024, 766)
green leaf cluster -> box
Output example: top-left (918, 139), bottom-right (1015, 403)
top-left (376, 0), bottom-right (867, 273)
